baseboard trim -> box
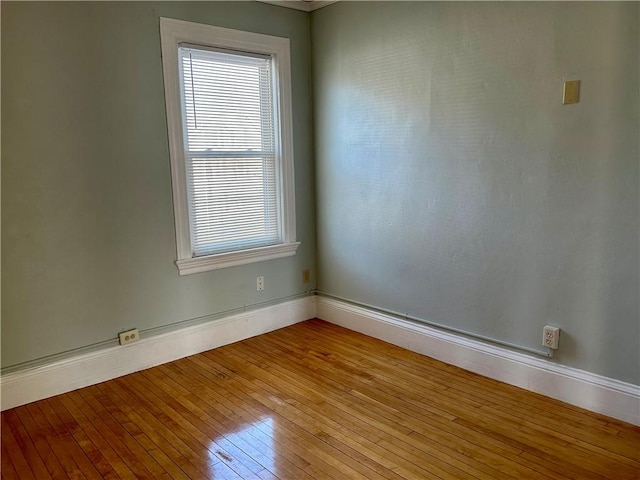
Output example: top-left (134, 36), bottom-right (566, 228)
top-left (1, 296), bottom-right (316, 411)
top-left (4, 294), bottom-right (638, 425)
top-left (316, 296), bottom-right (640, 426)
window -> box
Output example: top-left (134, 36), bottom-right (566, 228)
top-left (160, 18), bottom-right (299, 275)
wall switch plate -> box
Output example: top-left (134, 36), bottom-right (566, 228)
top-left (563, 80), bottom-right (580, 105)
top-left (542, 325), bottom-right (560, 349)
top-left (257, 276), bottom-right (264, 291)
top-left (119, 328), bottom-right (140, 345)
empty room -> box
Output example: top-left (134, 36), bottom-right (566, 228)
top-left (1, 1), bottom-right (639, 478)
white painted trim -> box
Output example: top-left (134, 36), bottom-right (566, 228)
top-left (6, 294), bottom-right (637, 426)
top-left (159, 18), bottom-right (297, 274)
top-left (1, 297), bottom-right (315, 411)
top-left (160, 18), bottom-right (191, 260)
top-left (316, 296), bottom-right (640, 426)
top-left (176, 242), bottom-right (300, 275)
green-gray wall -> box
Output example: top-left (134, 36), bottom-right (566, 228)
top-left (3, 1), bottom-right (639, 386)
top-left (312, 2), bottom-right (639, 384)
top-left (1, 2), bottom-right (315, 369)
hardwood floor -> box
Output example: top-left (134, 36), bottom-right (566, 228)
top-left (2, 319), bottom-right (639, 479)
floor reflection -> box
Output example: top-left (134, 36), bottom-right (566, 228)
top-left (208, 416), bottom-right (275, 478)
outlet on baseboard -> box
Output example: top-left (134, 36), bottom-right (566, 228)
top-left (257, 276), bottom-right (264, 291)
top-left (119, 328), bottom-right (140, 345)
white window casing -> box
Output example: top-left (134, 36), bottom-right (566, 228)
top-left (160, 18), bottom-right (299, 275)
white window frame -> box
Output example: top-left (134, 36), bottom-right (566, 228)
top-left (160, 18), bottom-right (299, 275)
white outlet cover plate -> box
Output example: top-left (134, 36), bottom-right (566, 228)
top-left (542, 325), bottom-right (560, 349)
top-left (119, 328), bottom-right (140, 345)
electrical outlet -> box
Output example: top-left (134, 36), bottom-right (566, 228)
top-left (542, 326), bottom-right (560, 349)
top-left (257, 276), bottom-right (264, 291)
top-left (119, 328), bottom-right (140, 346)
top-left (302, 269), bottom-right (310, 283)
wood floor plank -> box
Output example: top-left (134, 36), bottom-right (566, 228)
top-left (191, 348), bottom-right (436, 476)
top-left (303, 320), bottom-right (623, 441)
top-left (2, 319), bottom-right (639, 480)
top-left (206, 346), bottom-right (475, 480)
top-left (101, 378), bottom-right (217, 480)
top-left (14, 405), bottom-right (69, 480)
top-left (2, 410), bottom-right (51, 480)
top-left (130, 367), bottom-right (264, 479)
top-left (92, 382), bottom-right (195, 480)
top-left (1, 414), bottom-right (36, 480)
top-left (243, 334), bottom-right (547, 479)
top-left (476, 403), bottom-right (640, 471)
top-left (25, 402), bottom-right (88, 480)
top-left (258, 334), bottom-right (572, 478)
top-left (307, 320), bottom-right (622, 436)
top-left (70, 388), bottom-right (163, 480)
top-left (234, 338), bottom-right (484, 478)
top-left (0, 437), bottom-right (21, 480)
top-left (111, 373), bottom-right (254, 479)
top-left (156, 362), bottom-right (330, 469)
top-left (154, 362), bottom-right (366, 480)
top-left (37, 398), bottom-right (104, 480)
top-left (57, 393), bottom-right (137, 480)
top-left (160, 361), bottom-right (319, 480)
top-left (285, 321), bottom-right (640, 475)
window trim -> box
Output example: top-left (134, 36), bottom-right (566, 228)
top-left (160, 18), bottom-right (299, 275)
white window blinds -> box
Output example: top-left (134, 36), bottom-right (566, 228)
top-left (178, 45), bottom-right (280, 257)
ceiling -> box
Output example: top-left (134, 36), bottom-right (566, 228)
top-left (257, 0), bottom-right (338, 12)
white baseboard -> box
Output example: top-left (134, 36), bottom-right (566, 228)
top-left (4, 294), bottom-right (639, 426)
top-left (316, 296), bottom-right (640, 426)
top-left (1, 296), bottom-right (316, 411)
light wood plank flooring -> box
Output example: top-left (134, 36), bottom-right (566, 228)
top-left (2, 319), bottom-right (639, 479)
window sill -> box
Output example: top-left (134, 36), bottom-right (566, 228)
top-left (176, 242), bottom-right (301, 276)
